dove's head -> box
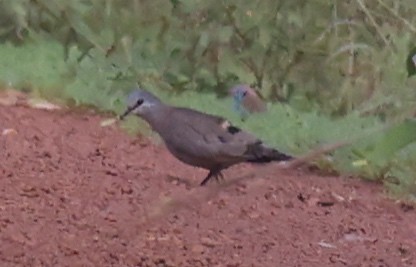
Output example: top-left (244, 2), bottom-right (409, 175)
top-left (120, 88), bottom-right (163, 120)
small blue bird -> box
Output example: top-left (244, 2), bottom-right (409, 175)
top-left (229, 84), bottom-right (267, 120)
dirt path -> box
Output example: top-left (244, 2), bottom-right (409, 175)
top-left (0, 105), bottom-right (415, 267)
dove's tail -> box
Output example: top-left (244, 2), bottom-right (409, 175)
top-left (245, 143), bottom-right (294, 163)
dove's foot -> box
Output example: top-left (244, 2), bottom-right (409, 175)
top-left (200, 170), bottom-right (224, 186)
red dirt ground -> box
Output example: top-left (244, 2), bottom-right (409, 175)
top-left (1, 105), bottom-right (416, 267)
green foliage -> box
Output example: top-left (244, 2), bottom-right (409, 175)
top-left (1, 0), bottom-right (416, 198)
top-left (406, 47), bottom-right (416, 77)
top-left (364, 120), bottom-right (416, 167)
top-left (2, 0), bottom-right (415, 113)
top-left (387, 143), bottom-right (416, 199)
top-left (0, 41), bottom-right (67, 96)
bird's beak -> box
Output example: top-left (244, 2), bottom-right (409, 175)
top-left (119, 106), bottom-right (137, 120)
top-left (118, 99), bottom-right (144, 120)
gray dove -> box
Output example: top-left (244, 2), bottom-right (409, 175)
top-left (120, 88), bottom-right (293, 186)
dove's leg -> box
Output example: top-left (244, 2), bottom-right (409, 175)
top-left (200, 171), bottom-right (215, 186)
top-left (200, 169), bottom-right (223, 186)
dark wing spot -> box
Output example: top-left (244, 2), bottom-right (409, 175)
top-left (218, 135), bottom-right (227, 143)
top-left (227, 125), bottom-right (241, 134)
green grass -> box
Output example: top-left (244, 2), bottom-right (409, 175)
top-left (0, 41), bottom-right (67, 96)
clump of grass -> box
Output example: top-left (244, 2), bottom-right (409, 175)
top-left (0, 41), bottom-right (67, 96)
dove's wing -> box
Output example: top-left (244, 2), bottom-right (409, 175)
top-left (153, 107), bottom-right (262, 169)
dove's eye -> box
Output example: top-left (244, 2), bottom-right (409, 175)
top-left (136, 99), bottom-right (144, 106)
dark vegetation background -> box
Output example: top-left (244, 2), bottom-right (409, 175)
top-left (1, 0), bottom-right (416, 198)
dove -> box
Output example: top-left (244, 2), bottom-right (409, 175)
top-left (120, 88), bottom-right (293, 186)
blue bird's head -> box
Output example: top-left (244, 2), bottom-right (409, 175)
top-left (229, 84), bottom-right (249, 103)
top-left (229, 84), bottom-right (267, 120)
top-left (229, 84), bottom-right (251, 117)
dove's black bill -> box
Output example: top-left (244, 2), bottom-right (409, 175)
top-left (119, 99), bottom-right (144, 120)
